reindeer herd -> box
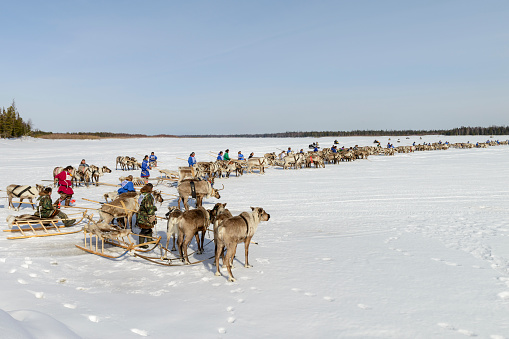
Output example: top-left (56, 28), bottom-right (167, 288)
top-left (5, 139), bottom-right (508, 282)
top-left (53, 165), bottom-right (112, 187)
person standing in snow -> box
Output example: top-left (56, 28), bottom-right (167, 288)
top-left (188, 152), bottom-right (196, 167)
top-left (56, 166), bottom-right (74, 206)
top-left (141, 155), bottom-right (151, 184)
top-left (137, 184), bottom-right (157, 248)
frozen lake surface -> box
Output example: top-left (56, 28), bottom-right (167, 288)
top-left (0, 135), bottom-right (508, 338)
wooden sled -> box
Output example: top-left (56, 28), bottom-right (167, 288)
top-left (75, 229), bottom-right (161, 259)
top-left (4, 212), bottom-right (86, 240)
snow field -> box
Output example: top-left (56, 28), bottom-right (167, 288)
top-left (0, 135), bottom-right (508, 338)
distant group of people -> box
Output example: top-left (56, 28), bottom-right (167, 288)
top-left (188, 150), bottom-right (255, 167)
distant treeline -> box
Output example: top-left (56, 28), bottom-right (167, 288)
top-left (0, 101), bottom-right (32, 138)
top-left (35, 132), bottom-right (178, 139)
top-left (1, 101), bottom-right (508, 139)
top-left (181, 126), bottom-right (509, 138)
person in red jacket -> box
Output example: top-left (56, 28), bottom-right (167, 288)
top-left (56, 166), bottom-right (74, 206)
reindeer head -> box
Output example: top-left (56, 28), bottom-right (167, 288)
top-left (250, 207), bottom-right (270, 222)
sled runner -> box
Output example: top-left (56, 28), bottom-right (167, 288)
top-left (4, 212), bottom-right (86, 239)
top-left (134, 239), bottom-right (214, 266)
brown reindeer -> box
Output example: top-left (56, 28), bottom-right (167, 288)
top-left (215, 207), bottom-right (270, 282)
top-left (172, 207), bottom-right (210, 264)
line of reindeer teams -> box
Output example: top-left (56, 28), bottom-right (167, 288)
top-left (18, 137), bottom-right (509, 251)
top-left (29, 141), bottom-right (363, 239)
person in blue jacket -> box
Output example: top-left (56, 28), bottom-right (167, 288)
top-left (118, 175), bottom-right (135, 195)
top-left (287, 147), bottom-right (292, 154)
top-left (149, 152), bottom-right (157, 167)
top-left (141, 155), bottom-right (151, 184)
top-left (188, 152), bottom-right (196, 167)
top-left (238, 151), bottom-right (245, 160)
top-left (217, 151), bottom-right (224, 160)
top-left (313, 146), bottom-right (318, 152)
top-left (331, 146), bottom-right (338, 153)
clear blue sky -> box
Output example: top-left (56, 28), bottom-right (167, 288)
top-left (1, 1), bottom-right (508, 135)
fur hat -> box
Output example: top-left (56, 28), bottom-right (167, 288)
top-left (140, 184), bottom-right (153, 193)
top-left (40, 187), bottom-right (52, 196)
top-left (126, 175), bottom-right (133, 181)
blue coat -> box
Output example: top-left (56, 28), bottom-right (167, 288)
top-left (141, 160), bottom-right (150, 177)
top-left (118, 180), bottom-right (135, 194)
top-left (217, 154), bottom-right (223, 160)
top-left (238, 154), bottom-right (245, 160)
top-left (149, 155), bottom-right (157, 162)
top-left (188, 156), bottom-right (196, 167)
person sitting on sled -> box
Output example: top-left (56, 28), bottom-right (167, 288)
top-left (217, 151), bottom-right (224, 161)
top-left (224, 149), bottom-right (231, 161)
top-left (77, 159), bottom-right (89, 174)
top-left (137, 184), bottom-right (157, 249)
top-left (238, 151), bottom-right (245, 160)
top-left (149, 152), bottom-right (158, 167)
top-left (118, 175), bottom-right (135, 196)
top-left (36, 187), bottom-right (75, 226)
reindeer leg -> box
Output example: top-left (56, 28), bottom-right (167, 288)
top-left (183, 234), bottom-right (192, 265)
top-left (17, 198), bottom-right (24, 211)
top-left (172, 235), bottom-right (176, 251)
top-left (226, 244), bottom-right (237, 282)
top-left (215, 242), bottom-right (225, 276)
top-left (29, 198), bottom-right (35, 210)
top-left (244, 236), bottom-right (253, 268)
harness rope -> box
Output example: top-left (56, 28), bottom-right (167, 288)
top-left (239, 214), bottom-right (250, 236)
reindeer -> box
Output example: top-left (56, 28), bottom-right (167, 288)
top-left (6, 184), bottom-right (45, 210)
top-left (215, 207), bottom-right (270, 282)
top-left (170, 207), bottom-right (210, 264)
top-left (90, 165), bottom-right (112, 185)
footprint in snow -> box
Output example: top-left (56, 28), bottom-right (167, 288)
top-left (323, 296), bottom-right (335, 302)
top-left (131, 328), bottom-right (148, 336)
top-left (227, 317), bottom-right (236, 323)
top-left (291, 288), bottom-right (302, 293)
top-left (17, 278), bottom-right (28, 285)
top-left (28, 291), bottom-right (44, 299)
top-left (9, 269), bottom-right (16, 274)
top-left (29, 273), bottom-right (37, 278)
top-left (357, 304), bottom-right (371, 310)
top-left (230, 288), bottom-right (243, 294)
top-left (87, 315), bottom-right (99, 323)
top-left (438, 322), bottom-right (477, 337)
top-left (218, 328), bottom-right (227, 334)
top-left (226, 306), bottom-right (234, 313)
top-left (63, 303), bottom-right (77, 309)
top-left (304, 292), bottom-right (316, 297)
top-left (497, 291), bottom-right (509, 300)
top-left (0, 258), bottom-right (6, 263)
top-left (21, 263), bottom-right (29, 269)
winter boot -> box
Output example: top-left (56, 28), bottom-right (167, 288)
top-left (139, 231), bottom-right (149, 249)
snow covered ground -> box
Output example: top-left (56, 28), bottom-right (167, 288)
top-left (1, 135), bottom-right (508, 338)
